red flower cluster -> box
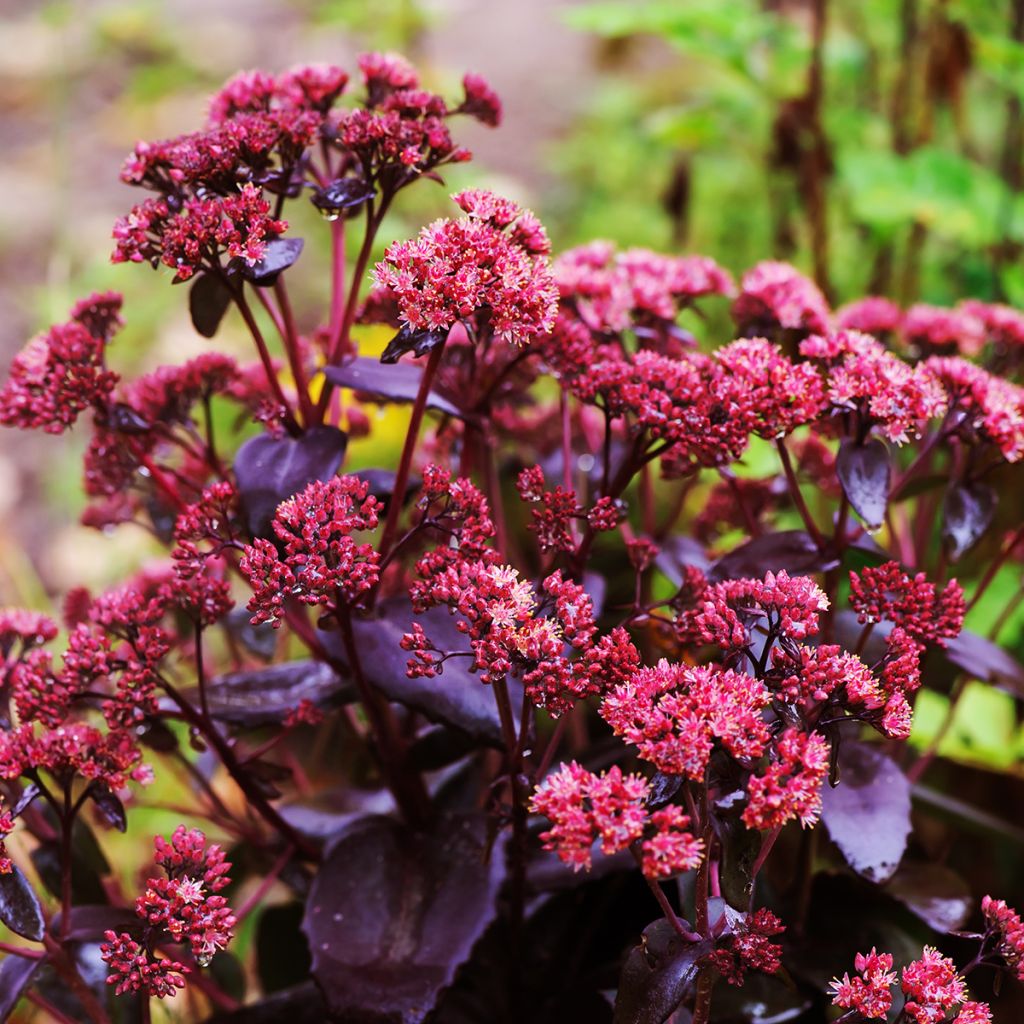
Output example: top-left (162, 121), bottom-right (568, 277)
top-left (901, 946), bottom-right (970, 1024)
top-left (982, 895), bottom-right (1024, 982)
top-left (553, 241), bottom-right (733, 333)
top-left (600, 661), bottom-right (772, 778)
top-left (516, 465), bottom-right (621, 552)
top-left (836, 296), bottom-right (904, 335)
top-left (113, 183), bottom-right (287, 281)
top-left (732, 260), bottom-right (829, 336)
top-left (240, 475), bottom-right (382, 627)
top-left (903, 303), bottom-right (986, 357)
top-left (742, 728), bottom-right (829, 830)
top-left (927, 356), bottom-right (1024, 462)
top-left (802, 329), bottom-right (947, 444)
top-left (374, 190), bottom-right (557, 345)
top-left (680, 569), bottom-right (829, 648)
top-left (707, 908), bottom-right (786, 986)
top-left (0, 293), bottom-right (121, 433)
top-left (530, 761), bottom-right (704, 878)
top-left (101, 826), bottom-right (234, 997)
top-left (830, 947), bottom-right (898, 1019)
top-left (0, 798), bottom-right (14, 873)
top-left (849, 562), bottom-right (965, 646)
top-left (0, 607), bottom-right (58, 657)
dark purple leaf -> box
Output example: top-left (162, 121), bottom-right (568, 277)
top-left (233, 426), bottom-right (348, 538)
top-left (206, 659), bottom-right (351, 727)
top-left (223, 609), bottom-right (277, 661)
top-left (655, 535), bottom-right (711, 588)
top-left (821, 741), bottom-right (911, 883)
top-left (203, 982), bottom-right (327, 1024)
top-left (884, 862), bottom-right (972, 933)
top-left (613, 919), bottom-right (711, 1024)
top-left (107, 402), bottom-right (152, 434)
top-left (526, 847), bottom-right (635, 894)
top-left (256, 902), bottom-right (311, 994)
top-left (711, 973), bottom-right (809, 1023)
top-left (408, 725), bottom-right (479, 771)
top-left (339, 600), bottom-right (517, 747)
top-left (709, 530), bottom-right (837, 583)
top-left (0, 866), bottom-right (45, 941)
top-left (943, 629), bottom-right (1024, 698)
top-left (837, 439), bottom-right (891, 530)
top-left (646, 772), bottom-right (684, 810)
top-left (311, 178), bottom-right (376, 217)
top-left (51, 904), bottom-right (138, 942)
top-left (12, 783), bottom-right (40, 818)
top-left (381, 324), bottom-right (449, 364)
top-left (189, 272), bottom-right (233, 338)
top-left (238, 237), bottom-right (305, 286)
top-left (716, 816), bottom-right (762, 911)
top-left (89, 784), bottom-right (126, 832)
top-left (303, 814), bottom-right (504, 1023)
top-left (323, 356), bottom-right (462, 417)
top-left (942, 483), bottom-right (996, 560)
top-left (0, 952), bottom-right (40, 1022)
top-left (352, 468), bottom-right (422, 512)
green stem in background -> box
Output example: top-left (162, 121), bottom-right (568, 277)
top-left (377, 340), bottom-right (446, 564)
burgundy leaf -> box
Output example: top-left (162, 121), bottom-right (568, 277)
top-left (942, 482), bottom-right (996, 560)
top-left (303, 814), bottom-right (505, 1023)
top-left (339, 600), bottom-right (518, 747)
top-left (189, 273), bottom-right (233, 339)
top-left (709, 530), bottom-right (838, 583)
top-left (204, 982), bottom-right (327, 1024)
top-left (51, 904), bottom-right (138, 942)
top-left (654, 535), bottom-right (711, 588)
top-left (821, 741), bottom-right (911, 883)
top-left (943, 629), bottom-right (1024, 698)
top-left (12, 783), bottom-right (40, 818)
top-left (0, 866), bottom-right (45, 941)
top-left (0, 953), bottom-right (39, 1022)
top-left (89, 783), bottom-right (127, 832)
top-left (311, 178), bottom-right (376, 218)
top-left (233, 426), bottom-right (348, 538)
top-left (837, 438), bottom-right (890, 530)
top-left (238, 237), bottom-right (305, 286)
top-left (884, 862), bottom-right (972, 933)
top-left (613, 919), bottom-right (711, 1024)
top-left (205, 660), bottom-right (351, 727)
top-left (711, 973), bottom-right (810, 1023)
top-left (380, 324), bottom-right (449, 365)
top-left (322, 356), bottom-right (462, 417)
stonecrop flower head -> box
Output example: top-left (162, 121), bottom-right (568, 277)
top-left (101, 826), bottom-right (234, 998)
top-left (373, 190), bottom-right (557, 345)
top-left (830, 948), bottom-right (898, 1019)
top-left (0, 797), bottom-right (14, 873)
top-left (982, 895), bottom-right (1024, 982)
top-left (707, 909), bottom-right (786, 986)
top-left (0, 292), bottom-right (122, 433)
top-left (680, 570), bottom-right (829, 649)
top-left (800, 329), bottom-right (947, 444)
top-left (927, 356), bottom-right (1024, 462)
top-left (901, 946), bottom-right (969, 1024)
top-left (530, 762), bottom-right (703, 878)
top-left (849, 562), bottom-right (965, 646)
top-left (600, 661), bottom-right (772, 779)
top-left (240, 475), bottom-right (382, 627)
top-left (553, 240), bottom-right (733, 334)
top-left (902, 303), bottom-right (985, 357)
top-left (742, 728), bottom-right (829, 830)
top-left (732, 260), bottom-right (830, 337)
top-left (835, 295), bottom-right (904, 335)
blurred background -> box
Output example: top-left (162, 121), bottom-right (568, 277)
top-left (3, 0), bottom-right (1024, 635)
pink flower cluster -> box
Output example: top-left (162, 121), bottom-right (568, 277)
top-left (830, 947), bottom-right (898, 1019)
top-left (374, 190), bottom-right (557, 345)
top-left (732, 260), bottom-right (830, 335)
top-left (600, 661), bottom-right (772, 779)
top-left (742, 728), bottom-right (829, 830)
top-left (240, 475), bottom-right (382, 627)
top-left (707, 908), bottom-right (786, 985)
top-left (553, 241), bottom-right (733, 333)
top-left (516, 465), bottom-right (622, 552)
top-left (101, 826), bottom-right (234, 997)
top-left (849, 562), bottom-right (965, 646)
top-left (530, 761), bottom-right (704, 879)
top-left (0, 798), bottom-right (14, 874)
top-left (0, 293), bottom-right (121, 434)
top-left (113, 182), bottom-right (287, 281)
top-left (982, 895), bottom-right (1024, 981)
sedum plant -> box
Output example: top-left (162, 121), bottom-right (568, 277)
top-left (1, 50), bottom-right (1024, 1024)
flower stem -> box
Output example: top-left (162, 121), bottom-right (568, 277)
top-left (377, 341), bottom-right (446, 563)
top-left (776, 438), bottom-right (825, 549)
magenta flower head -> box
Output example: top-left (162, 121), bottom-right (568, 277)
top-left (373, 189), bottom-right (558, 352)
